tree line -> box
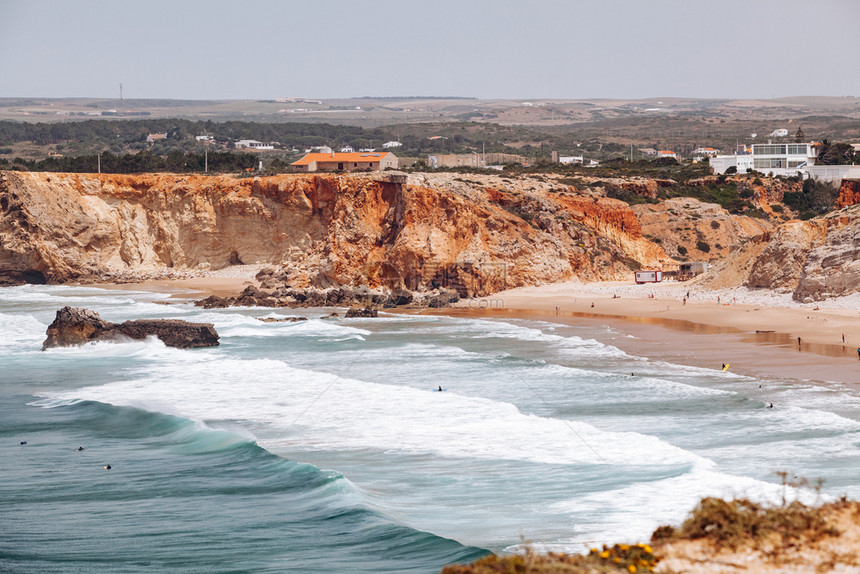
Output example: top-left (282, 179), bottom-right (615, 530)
top-left (0, 150), bottom-right (259, 174)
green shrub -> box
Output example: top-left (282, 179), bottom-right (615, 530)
top-left (677, 245), bottom-right (688, 256)
top-left (696, 240), bottom-right (711, 253)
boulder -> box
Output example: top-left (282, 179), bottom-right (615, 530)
top-left (345, 307), bottom-right (378, 318)
top-left (43, 306), bottom-right (219, 350)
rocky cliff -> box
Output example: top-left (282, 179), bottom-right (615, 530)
top-left (633, 197), bottom-right (774, 261)
top-left (0, 170), bottom-right (669, 295)
top-left (837, 178), bottom-right (860, 208)
top-left (701, 204), bottom-right (860, 301)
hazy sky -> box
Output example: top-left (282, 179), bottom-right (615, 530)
top-left (1, 0), bottom-right (859, 100)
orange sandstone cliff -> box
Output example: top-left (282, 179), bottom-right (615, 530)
top-left (0, 171), bottom-right (669, 295)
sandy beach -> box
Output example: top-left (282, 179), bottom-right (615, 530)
top-left (94, 269), bottom-right (860, 387)
top-left (452, 280), bottom-right (860, 387)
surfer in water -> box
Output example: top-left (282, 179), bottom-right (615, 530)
top-left (437, 385), bottom-right (443, 392)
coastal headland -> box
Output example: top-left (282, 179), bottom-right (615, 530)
top-left (4, 168), bottom-right (860, 385)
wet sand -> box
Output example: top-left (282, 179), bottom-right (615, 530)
top-left (446, 283), bottom-right (860, 387)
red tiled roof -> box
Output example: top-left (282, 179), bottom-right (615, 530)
top-left (291, 152), bottom-right (390, 166)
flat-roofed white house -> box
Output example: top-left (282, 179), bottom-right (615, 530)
top-left (291, 151), bottom-right (399, 172)
top-left (235, 140), bottom-right (274, 150)
top-left (710, 143), bottom-right (817, 176)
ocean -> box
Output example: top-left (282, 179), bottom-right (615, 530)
top-left (2, 285), bottom-right (859, 573)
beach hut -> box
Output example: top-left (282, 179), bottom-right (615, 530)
top-left (634, 270), bottom-right (662, 284)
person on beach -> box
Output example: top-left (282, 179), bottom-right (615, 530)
top-left (683, 297), bottom-right (686, 306)
top-left (842, 333), bottom-right (845, 343)
top-left (591, 302), bottom-right (594, 308)
top-left (857, 348), bottom-right (860, 360)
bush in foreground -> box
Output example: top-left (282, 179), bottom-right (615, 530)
top-left (440, 543), bottom-right (658, 573)
top-left (441, 492), bottom-right (860, 573)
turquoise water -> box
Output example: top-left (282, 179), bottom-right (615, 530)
top-left (2, 285), bottom-right (859, 572)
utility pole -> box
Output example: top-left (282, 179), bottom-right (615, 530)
top-left (119, 83), bottom-right (124, 101)
top-left (204, 147), bottom-right (208, 173)
top-left (97, 152), bottom-right (101, 174)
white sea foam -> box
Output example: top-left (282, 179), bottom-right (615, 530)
top-left (0, 313), bottom-right (48, 348)
top-left (14, 285), bottom-right (860, 555)
top-left (42, 354), bottom-right (706, 469)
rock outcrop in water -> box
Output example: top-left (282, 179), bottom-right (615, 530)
top-left (42, 306), bottom-right (219, 350)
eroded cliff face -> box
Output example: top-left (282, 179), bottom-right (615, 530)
top-left (702, 204), bottom-right (860, 301)
top-left (0, 170), bottom-right (669, 295)
top-left (837, 178), bottom-right (860, 208)
top-left (632, 197), bottom-right (774, 261)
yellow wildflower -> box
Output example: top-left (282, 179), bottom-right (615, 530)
top-left (627, 565), bottom-right (637, 573)
top-left (600, 550), bottom-right (610, 559)
top-left (643, 544), bottom-right (652, 554)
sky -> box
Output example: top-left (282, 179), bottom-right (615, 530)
top-left (1, 0), bottom-right (859, 101)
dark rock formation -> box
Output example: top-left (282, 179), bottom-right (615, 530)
top-left (345, 307), bottom-right (378, 318)
top-left (257, 316), bottom-right (308, 323)
top-left (43, 306), bottom-right (219, 350)
top-left (193, 284), bottom-right (454, 310)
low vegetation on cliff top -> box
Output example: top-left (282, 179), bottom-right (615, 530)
top-left (441, 483), bottom-right (859, 573)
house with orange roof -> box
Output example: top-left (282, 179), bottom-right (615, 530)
top-left (691, 147), bottom-right (720, 157)
top-left (291, 151), bottom-right (398, 172)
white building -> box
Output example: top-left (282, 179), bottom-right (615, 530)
top-left (657, 150), bottom-right (677, 159)
top-left (769, 129), bottom-right (789, 138)
top-left (382, 141), bottom-right (402, 148)
top-left (803, 164), bottom-right (860, 183)
top-left (559, 155), bottom-right (584, 165)
top-left (195, 135), bottom-right (214, 142)
top-left (710, 143), bottom-right (817, 177)
top-left (692, 147), bottom-right (720, 157)
top-left (235, 140), bottom-right (274, 150)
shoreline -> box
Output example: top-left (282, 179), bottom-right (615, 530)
top-left (83, 272), bottom-right (860, 387)
top-left (445, 280), bottom-right (860, 387)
